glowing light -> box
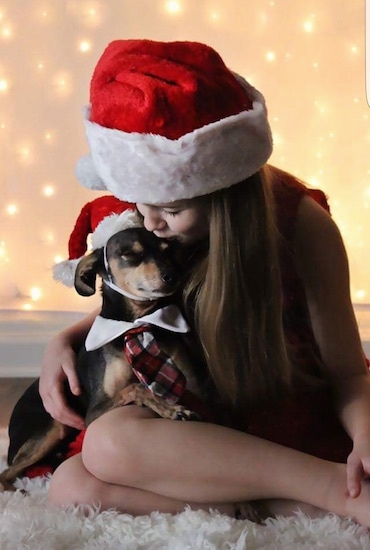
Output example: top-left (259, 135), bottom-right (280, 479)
top-left (0, 241), bottom-right (7, 261)
top-left (308, 177), bottom-right (320, 188)
top-left (17, 145), bottom-right (33, 163)
top-left (210, 12), bottom-right (220, 22)
top-left (303, 20), bottom-right (314, 33)
top-left (272, 132), bottom-right (283, 146)
top-left (43, 185), bottom-right (55, 197)
top-left (0, 78), bottom-right (9, 92)
top-left (68, 2), bottom-right (104, 27)
top-left (30, 287), bottom-right (42, 301)
top-left (1, 25), bottom-right (12, 39)
top-left (265, 51), bottom-right (276, 62)
top-left (22, 303), bottom-right (32, 311)
top-left (164, 1), bottom-right (182, 14)
top-left (52, 72), bottom-right (72, 96)
top-left (354, 289), bottom-right (367, 301)
top-left (78, 40), bottom-right (92, 53)
top-left (6, 204), bottom-right (18, 216)
top-left (351, 45), bottom-right (359, 54)
top-left (44, 131), bottom-right (53, 142)
top-left (37, 62), bottom-right (45, 71)
top-left (43, 232), bottom-right (55, 244)
top-left (314, 101), bottom-right (327, 114)
top-left (54, 254), bottom-right (64, 264)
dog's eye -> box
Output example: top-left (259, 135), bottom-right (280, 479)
top-left (121, 252), bottom-right (143, 261)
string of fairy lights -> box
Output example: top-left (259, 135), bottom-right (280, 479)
top-left (0, 0), bottom-right (369, 313)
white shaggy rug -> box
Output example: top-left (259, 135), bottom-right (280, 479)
top-left (0, 429), bottom-right (369, 549)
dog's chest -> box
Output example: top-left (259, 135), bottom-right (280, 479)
top-left (102, 343), bottom-right (134, 397)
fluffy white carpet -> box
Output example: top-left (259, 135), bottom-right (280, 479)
top-left (0, 429), bottom-right (369, 549)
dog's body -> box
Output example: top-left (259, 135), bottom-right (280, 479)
top-left (0, 227), bottom-right (207, 491)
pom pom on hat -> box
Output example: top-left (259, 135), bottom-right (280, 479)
top-left (76, 39), bottom-right (273, 204)
top-left (53, 195), bottom-right (140, 287)
top-left (75, 153), bottom-right (105, 191)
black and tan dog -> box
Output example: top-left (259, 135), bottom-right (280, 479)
top-left (0, 226), bottom-right (208, 491)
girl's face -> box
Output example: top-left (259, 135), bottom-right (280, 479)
top-left (136, 199), bottom-right (210, 245)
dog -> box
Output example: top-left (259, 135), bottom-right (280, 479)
top-left (0, 226), bottom-right (208, 491)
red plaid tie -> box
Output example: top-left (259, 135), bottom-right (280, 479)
top-left (123, 324), bottom-right (187, 404)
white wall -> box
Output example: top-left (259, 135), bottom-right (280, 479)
top-left (0, 307), bottom-right (369, 378)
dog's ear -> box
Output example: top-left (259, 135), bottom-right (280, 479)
top-left (74, 249), bottom-right (104, 296)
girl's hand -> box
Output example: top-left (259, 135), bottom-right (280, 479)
top-left (39, 333), bottom-right (85, 430)
top-left (347, 437), bottom-right (370, 498)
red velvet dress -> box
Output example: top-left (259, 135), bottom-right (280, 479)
top-left (235, 167), bottom-right (356, 463)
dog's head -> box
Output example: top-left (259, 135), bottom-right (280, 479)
top-left (74, 227), bottom-right (187, 300)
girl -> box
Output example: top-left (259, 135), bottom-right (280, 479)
top-left (41, 39), bottom-right (370, 525)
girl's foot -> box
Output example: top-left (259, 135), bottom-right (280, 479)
top-left (345, 479), bottom-right (370, 527)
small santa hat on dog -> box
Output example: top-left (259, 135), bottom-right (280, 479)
top-left (53, 195), bottom-right (141, 287)
top-left (76, 39), bottom-right (273, 204)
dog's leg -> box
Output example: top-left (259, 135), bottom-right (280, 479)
top-left (0, 420), bottom-right (69, 491)
top-left (117, 383), bottom-right (200, 421)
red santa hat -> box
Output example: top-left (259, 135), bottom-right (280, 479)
top-left (75, 39), bottom-right (273, 204)
top-left (53, 195), bottom-right (141, 287)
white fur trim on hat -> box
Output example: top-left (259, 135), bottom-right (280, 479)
top-left (75, 153), bottom-right (106, 190)
top-left (53, 258), bottom-right (81, 288)
top-left (91, 209), bottom-right (142, 249)
top-left (53, 209), bottom-right (142, 287)
top-left (76, 80), bottom-right (273, 204)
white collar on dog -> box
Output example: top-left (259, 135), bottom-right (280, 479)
top-left (103, 278), bottom-right (156, 301)
top-left (85, 304), bottom-right (190, 352)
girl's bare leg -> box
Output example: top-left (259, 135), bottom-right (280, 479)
top-left (81, 407), bottom-right (341, 507)
top-left (49, 453), bottom-right (319, 521)
top-left (49, 453), bottom-right (239, 517)
top-left (49, 405), bottom-right (370, 526)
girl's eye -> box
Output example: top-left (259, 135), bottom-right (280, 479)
top-left (164, 210), bottom-right (180, 217)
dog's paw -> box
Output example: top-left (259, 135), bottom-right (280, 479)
top-left (172, 405), bottom-right (200, 421)
top-left (0, 478), bottom-right (16, 492)
top-left (117, 383), bottom-right (141, 406)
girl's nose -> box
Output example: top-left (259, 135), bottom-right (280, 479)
top-left (143, 211), bottom-right (167, 232)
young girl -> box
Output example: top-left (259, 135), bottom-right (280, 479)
top-left (41, 39), bottom-right (370, 525)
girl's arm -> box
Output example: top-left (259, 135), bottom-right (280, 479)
top-left (39, 308), bottom-right (99, 429)
top-left (294, 195), bottom-right (370, 497)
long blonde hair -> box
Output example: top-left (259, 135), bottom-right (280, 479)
top-left (184, 167), bottom-right (292, 414)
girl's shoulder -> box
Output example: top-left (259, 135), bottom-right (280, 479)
top-left (268, 165), bottom-right (330, 214)
top-left (268, 166), bottom-right (330, 239)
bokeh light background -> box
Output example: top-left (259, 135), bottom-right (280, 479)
top-left (0, 0), bottom-right (369, 313)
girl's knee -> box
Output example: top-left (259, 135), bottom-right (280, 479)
top-left (81, 406), bottom-right (153, 485)
top-left (48, 455), bottom-right (100, 508)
